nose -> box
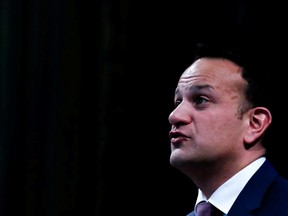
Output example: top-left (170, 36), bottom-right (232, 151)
top-left (168, 103), bottom-right (191, 126)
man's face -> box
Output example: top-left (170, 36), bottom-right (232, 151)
top-left (168, 57), bottom-right (248, 172)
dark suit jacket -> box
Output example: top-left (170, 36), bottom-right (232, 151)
top-left (187, 160), bottom-right (288, 216)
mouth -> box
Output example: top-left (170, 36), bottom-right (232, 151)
top-left (169, 130), bottom-right (188, 146)
top-left (169, 130), bottom-right (186, 139)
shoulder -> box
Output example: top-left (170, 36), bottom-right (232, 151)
top-left (229, 160), bottom-right (288, 215)
top-left (248, 159), bottom-right (288, 194)
top-left (269, 175), bottom-right (288, 198)
top-left (255, 175), bottom-right (288, 215)
top-left (186, 211), bottom-right (196, 216)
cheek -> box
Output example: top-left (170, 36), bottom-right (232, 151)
top-left (203, 113), bottom-right (242, 140)
top-left (217, 116), bottom-right (245, 144)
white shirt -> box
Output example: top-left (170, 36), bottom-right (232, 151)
top-left (195, 157), bottom-right (266, 214)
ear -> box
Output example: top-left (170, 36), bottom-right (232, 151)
top-left (244, 107), bottom-right (272, 144)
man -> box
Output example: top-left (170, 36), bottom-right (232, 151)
top-left (168, 43), bottom-right (288, 215)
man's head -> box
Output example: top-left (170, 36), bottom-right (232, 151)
top-left (168, 43), bottom-right (272, 186)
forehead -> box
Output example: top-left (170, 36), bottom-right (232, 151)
top-left (177, 58), bottom-right (244, 93)
top-left (182, 58), bottom-right (241, 79)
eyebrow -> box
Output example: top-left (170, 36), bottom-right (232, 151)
top-left (175, 84), bottom-right (214, 95)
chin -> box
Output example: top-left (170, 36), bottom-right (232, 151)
top-left (170, 150), bottom-right (186, 168)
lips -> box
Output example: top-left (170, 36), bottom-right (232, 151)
top-left (169, 130), bottom-right (188, 145)
top-left (169, 130), bottom-right (186, 139)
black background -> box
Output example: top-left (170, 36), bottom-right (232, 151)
top-left (0, 0), bottom-right (287, 215)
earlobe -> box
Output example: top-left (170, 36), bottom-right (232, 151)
top-left (244, 107), bottom-right (272, 144)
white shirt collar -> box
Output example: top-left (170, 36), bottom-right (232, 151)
top-left (195, 157), bottom-right (266, 214)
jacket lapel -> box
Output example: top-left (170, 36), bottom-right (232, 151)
top-left (228, 160), bottom-right (278, 216)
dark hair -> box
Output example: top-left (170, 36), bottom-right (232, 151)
top-left (192, 42), bottom-right (273, 147)
top-left (192, 42), bottom-right (272, 111)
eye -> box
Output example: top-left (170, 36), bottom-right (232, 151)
top-left (195, 96), bottom-right (209, 105)
top-left (174, 99), bottom-right (182, 107)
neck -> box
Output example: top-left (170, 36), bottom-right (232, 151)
top-left (182, 154), bottom-right (265, 198)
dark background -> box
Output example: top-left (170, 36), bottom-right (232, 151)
top-left (0, 0), bottom-right (287, 215)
